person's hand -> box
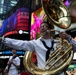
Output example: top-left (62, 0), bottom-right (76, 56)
top-left (9, 60), bottom-right (13, 64)
top-left (66, 71), bottom-right (71, 75)
top-left (59, 32), bottom-right (70, 40)
top-left (8, 60), bottom-right (13, 65)
top-left (4, 69), bottom-right (7, 74)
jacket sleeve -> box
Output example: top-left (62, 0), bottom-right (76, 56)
top-left (2, 38), bottom-right (35, 51)
top-left (69, 38), bottom-right (76, 52)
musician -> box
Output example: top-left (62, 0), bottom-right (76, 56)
top-left (0, 22), bottom-right (76, 75)
top-left (4, 49), bottom-right (20, 75)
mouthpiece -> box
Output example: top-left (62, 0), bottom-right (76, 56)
top-left (47, 29), bottom-right (60, 33)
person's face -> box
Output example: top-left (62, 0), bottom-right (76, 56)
top-left (12, 49), bottom-right (16, 55)
top-left (40, 22), bottom-right (50, 36)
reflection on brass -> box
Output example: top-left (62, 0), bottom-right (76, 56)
top-left (23, 0), bottom-right (73, 75)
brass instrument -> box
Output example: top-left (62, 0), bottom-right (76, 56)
top-left (23, 0), bottom-right (74, 75)
top-left (42, 0), bottom-right (71, 29)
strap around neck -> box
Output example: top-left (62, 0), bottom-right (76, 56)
top-left (40, 39), bottom-right (54, 61)
top-left (40, 39), bottom-right (54, 50)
